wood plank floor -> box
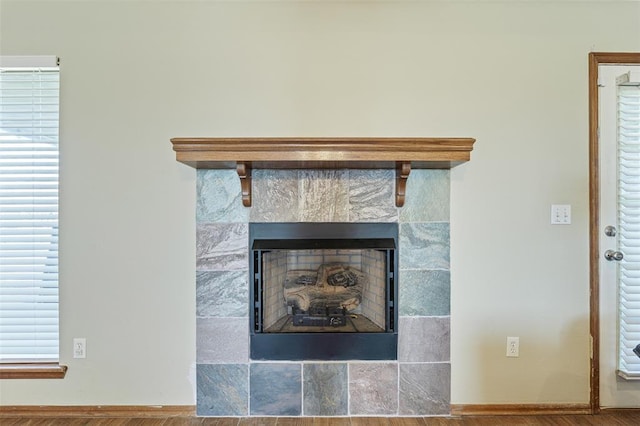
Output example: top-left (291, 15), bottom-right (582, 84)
top-left (2, 413), bottom-right (640, 426)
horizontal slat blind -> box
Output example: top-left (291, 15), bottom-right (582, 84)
top-left (0, 65), bottom-right (59, 361)
top-left (618, 84), bottom-right (640, 376)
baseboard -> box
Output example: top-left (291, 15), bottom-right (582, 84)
top-left (0, 405), bottom-right (195, 418)
top-left (1, 404), bottom-right (636, 418)
top-left (450, 403), bottom-right (592, 416)
top-left (600, 408), bottom-right (640, 413)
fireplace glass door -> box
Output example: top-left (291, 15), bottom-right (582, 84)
top-left (250, 223), bottom-right (398, 360)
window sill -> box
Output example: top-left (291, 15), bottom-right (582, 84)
top-left (0, 363), bottom-right (68, 379)
top-left (617, 369), bottom-right (640, 381)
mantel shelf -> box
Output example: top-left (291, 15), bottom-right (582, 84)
top-left (170, 137), bottom-right (475, 207)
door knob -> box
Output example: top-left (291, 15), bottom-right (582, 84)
top-left (604, 226), bottom-right (617, 237)
top-left (604, 250), bottom-right (624, 261)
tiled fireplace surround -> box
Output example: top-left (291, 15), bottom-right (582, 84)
top-left (195, 168), bottom-right (451, 417)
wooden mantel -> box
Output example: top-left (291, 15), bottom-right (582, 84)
top-left (170, 137), bottom-right (475, 207)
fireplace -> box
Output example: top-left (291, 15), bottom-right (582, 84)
top-left (174, 138), bottom-right (472, 416)
top-left (249, 222), bottom-right (398, 360)
top-left (190, 166), bottom-right (456, 416)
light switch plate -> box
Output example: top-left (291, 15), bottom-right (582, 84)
top-left (551, 204), bottom-right (571, 225)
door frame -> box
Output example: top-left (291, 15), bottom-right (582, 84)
top-left (588, 52), bottom-right (640, 413)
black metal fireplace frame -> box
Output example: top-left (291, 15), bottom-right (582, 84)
top-left (249, 222), bottom-right (398, 361)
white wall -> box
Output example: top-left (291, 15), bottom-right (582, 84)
top-left (1, 0), bottom-right (639, 406)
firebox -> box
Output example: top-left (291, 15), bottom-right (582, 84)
top-left (249, 222), bottom-right (398, 360)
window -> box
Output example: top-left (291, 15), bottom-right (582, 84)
top-left (618, 75), bottom-right (640, 378)
top-left (0, 56), bottom-right (64, 376)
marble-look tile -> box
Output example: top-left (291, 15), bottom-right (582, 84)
top-left (250, 170), bottom-right (299, 222)
top-left (399, 223), bottom-right (449, 270)
top-left (348, 363), bottom-right (398, 415)
top-left (399, 363), bottom-right (450, 415)
top-left (250, 363), bottom-right (301, 415)
top-left (197, 317), bottom-right (249, 363)
top-left (196, 223), bottom-right (248, 271)
top-left (194, 165), bottom-right (454, 419)
top-left (399, 170), bottom-right (450, 223)
top-left (197, 364), bottom-right (248, 416)
top-left (398, 316), bottom-right (450, 362)
top-left (197, 169), bottom-right (249, 224)
top-left (299, 170), bottom-right (349, 222)
top-left (348, 170), bottom-right (398, 223)
top-left (303, 363), bottom-right (348, 416)
top-left (399, 269), bottom-right (450, 316)
top-left (197, 270), bottom-right (248, 317)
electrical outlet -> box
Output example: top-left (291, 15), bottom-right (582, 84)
top-left (73, 338), bottom-right (86, 359)
top-left (506, 336), bottom-right (519, 357)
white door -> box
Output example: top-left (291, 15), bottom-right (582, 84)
top-left (599, 64), bottom-right (640, 408)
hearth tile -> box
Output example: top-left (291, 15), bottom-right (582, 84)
top-left (250, 363), bottom-right (302, 416)
top-left (399, 222), bottom-right (450, 270)
top-left (197, 169), bottom-right (249, 223)
top-left (197, 317), bottom-right (249, 363)
top-left (250, 170), bottom-right (298, 222)
top-left (197, 271), bottom-right (248, 317)
top-left (398, 316), bottom-right (450, 362)
top-left (197, 363), bottom-right (248, 416)
top-left (399, 169), bottom-right (450, 223)
top-left (299, 170), bottom-right (349, 222)
top-left (196, 223), bottom-right (248, 271)
top-left (348, 363), bottom-right (398, 415)
top-left (348, 170), bottom-right (398, 223)
top-left (399, 270), bottom-right (450, 316)
top-left (303, 363), bottom-right (348, 416)
top-left (399, 363), bottom-right (450, 415)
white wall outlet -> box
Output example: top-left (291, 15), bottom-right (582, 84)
top-left (73, 338), bottom-right (86, 359)
top-left (551, 204), bottom-right (571, 225)
top-left (506, 336), bottom-right (519, 357)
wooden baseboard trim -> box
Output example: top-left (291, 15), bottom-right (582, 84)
top-left (0, 405), bottom-right (196, 418)
top-left (600, 408), bottom-right (640, 414)
top-left (450, 403), bottom-right (592, 416)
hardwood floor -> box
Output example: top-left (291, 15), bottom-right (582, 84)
top-left (2, 413), bottom-right (640, 426)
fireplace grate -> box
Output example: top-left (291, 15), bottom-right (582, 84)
top-left (292, 306), bottom-right (347, 327)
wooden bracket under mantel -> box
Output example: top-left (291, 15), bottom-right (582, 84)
top-left (236, 162), bottom-right (252, 207)
top-left (395, 162), bottom-right (411, 207)
top-left (171, 137), bottom-right (475, 207)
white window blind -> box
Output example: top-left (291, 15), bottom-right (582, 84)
top-left (618, 81), bottom-right (640, 377)
top-left (0, 58), bottom-right (60, 361)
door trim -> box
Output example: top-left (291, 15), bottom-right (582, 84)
top-left (588, 52), bottom-right (640, 413)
